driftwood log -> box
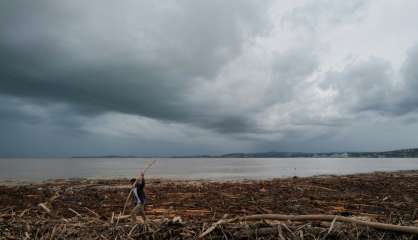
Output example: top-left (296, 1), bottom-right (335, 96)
top-left (237, 214), bottom-right (418, 235)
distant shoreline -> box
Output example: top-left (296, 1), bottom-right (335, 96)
top-left (70, 147), bottom-right (418, 158)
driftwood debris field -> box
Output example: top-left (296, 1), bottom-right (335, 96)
top-left (1, 170), bottom-right (417, 239)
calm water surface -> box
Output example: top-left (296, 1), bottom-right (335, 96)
top-left (0, 158), bottom-right (417, 181)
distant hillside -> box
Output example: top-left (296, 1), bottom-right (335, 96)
top-left (72, 148), bottom-right (418, 158)
top-left (219, 148), bottom-right (418, 158)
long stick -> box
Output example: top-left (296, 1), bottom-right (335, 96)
top-left (235, 214), bottom-right (418, 235)
top-left (142, 160), bottom-right (156, 174)
top-left (116, 160), bottom-right (156, 225)
top-left (199, 214), bottom-right (231, 239)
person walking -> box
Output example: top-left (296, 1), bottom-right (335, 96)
top-left (130, 171), bottom-right (147, 223)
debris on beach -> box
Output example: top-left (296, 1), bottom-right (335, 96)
top-left (1, 171), bottom-right (417, 239)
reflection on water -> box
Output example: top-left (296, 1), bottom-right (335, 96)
top-left (0, 157), bottom-right (417, 181)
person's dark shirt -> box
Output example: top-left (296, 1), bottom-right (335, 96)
top-left (133, 178), bottom-right (146, 204)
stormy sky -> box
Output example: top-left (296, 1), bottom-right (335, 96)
top-left (1, 0), bottom-right (418, 157)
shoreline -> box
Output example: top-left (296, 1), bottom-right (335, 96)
top-left (1, 169), bottom-right (417, 186)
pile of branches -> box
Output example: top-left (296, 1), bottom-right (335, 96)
top-left (1, 205), bottom-right (417, 240)
top-left (1, 171), bottom-right (418, 239)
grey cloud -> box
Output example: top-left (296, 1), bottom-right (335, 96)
top-left (399, 44), bottom-right (418, 113)
top-left (320, 44), bottom-right (418, 118)
top-left (0, 95), bottom-right (87, 131)
top-left (0, 97), bottom-right (35, 123)
top-left (0, 0), bottom-right (272, 131)
top-left (2, 1), bottom-right (418, 157)
top-left (0, 95), bottom-right (254, 157)
top-left (282, 0), bottom-right (369, 31)
top-left (202, 116), bottom-right (256, 134)
top-left (189, 47), bottom-right (320, 135)
top-left (321, 58), bottom-right (393, 113)
top-left (270, 48), bottom-right (318, 102)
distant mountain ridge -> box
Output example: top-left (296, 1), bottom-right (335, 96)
top-left (72, 147), bottom-right (418, 158)
top-left (218, 148), bottom-right (418, 158)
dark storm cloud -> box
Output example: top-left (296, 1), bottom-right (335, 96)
top-left (399, 44), bottom-right (418, 113)
top-left (320, 58), bottom-right (393, 113)
top-left (0, 0), bottom-right (271, 130)
top-left (2, 0), bottom-right (418, 157)
top-left (0, 95), bottom-right (87, 131)
top-left (320, 44), bottom-right (418, 117)
top-left (270, 48), bottom-right (318, 102)
top-left (202, 116), bottom-right (256, 133)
